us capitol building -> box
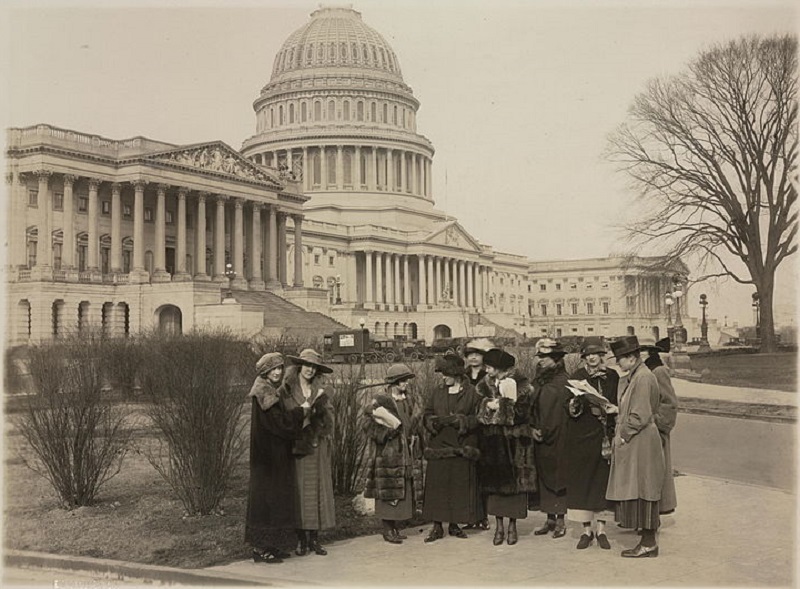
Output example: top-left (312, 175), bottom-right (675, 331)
top-left (4, 6), bottom-right (686, 345)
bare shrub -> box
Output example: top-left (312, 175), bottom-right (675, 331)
top-left (330, 363), bottom-right (370, 495)
top-left (138, 330), bottom-right (248, 515)
top-left (13, 333), bottom-right (133, 507)
top-left (103, 334), bottom-right (147, 397)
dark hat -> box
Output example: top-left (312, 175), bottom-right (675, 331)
top-left (580, 337), bottom-right (606, 358)
top-left (463, 338), bottom-right (494, 356)
top-left (483, 348), bottom-right (516, 371)
top-left (286, 348), bottom-right (333, 374)
top-left (435, 354), bottom-right (466, 377)
top-left (610, 336), bottom-right (641, 359)
top-left (536, 338), bottom-right (566, 358)
top-left (255, 352), bottom-right (284, 375)
top-left (638, 336), bottom-right (670, 353)
top-left (385, 363), bottom-right (415, 385)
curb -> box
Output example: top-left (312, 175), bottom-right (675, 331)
top-left (4, 550), bottom-right (266, 586)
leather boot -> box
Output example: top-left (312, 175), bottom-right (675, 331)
top-left (309, 530), bottom-right (327, 555)
top-left (295, 530), bottom-right (308, 556)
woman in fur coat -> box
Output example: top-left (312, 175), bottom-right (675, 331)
top-left (245, 352), bottom-right (308, 564)
top-left (422, 354), bottom-right (484, 542)
top-left (565, 337), bottom-right (619, 550)
top-left (279, 349), bottom-right (336, 557)
top-left (476, 348), bottom-right (537, 546)
top-left (640, 337), bottom-right (678, 515)
top-left (361, 364), bottom-right (424, 544)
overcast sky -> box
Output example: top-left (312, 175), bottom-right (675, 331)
top-left (1, 0), bottom-right (797, 327)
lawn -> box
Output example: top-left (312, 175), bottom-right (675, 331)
top-left (688, 351), bottom-right (797, 392)
top-left (3, 406), bottom-right (385, 569)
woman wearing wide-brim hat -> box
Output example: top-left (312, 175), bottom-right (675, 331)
top-left (531, 338), bottom-right (572, 539)
top-left (278, 349), bottom-right (336, 557)
top-left (245, 352), bottom-right (309, 564)
top-left (564, 337), bottom-right (619, 550)
top-left (361, 364), bottom-right (425, 544)
top-left (606, 336), bottom-right (666, 558)
top-left (421, 354), bottom-right (484, 543)
top-left (475, 348), bottom-right (537, 546)
top-left (639, 336), bottom-right (678, 515)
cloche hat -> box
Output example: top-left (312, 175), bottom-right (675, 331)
top-left (255, 352), bottom-right (284, 375)
top-left (385, 364), bottom-right (415, 385)
top-left (580, 337), bottom-right (606, 358)
top-left (435, 354), bottom-right (466, 377)
top-left (536, 338), bottom-right (566, 358)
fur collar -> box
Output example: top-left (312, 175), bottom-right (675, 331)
top-left (248, 377), bottom-right (280, 411)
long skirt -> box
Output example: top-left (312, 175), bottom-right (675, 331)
top-left (539, 484), bottom-right (567, 514)
top-left (293, 440), bottom-right (335, 530)
top-left (567, 507), bottom-right (615, 523)
top-left (423, 457), bottom-right (482, 523)
top-left (244, 526), bottom-right (295, 552)
top-left (487, 493), bottom-right (527, 519)
top-left (375, 479), bottom-right (414, 521)
top-left (614, 499), bottom-right (660, 530)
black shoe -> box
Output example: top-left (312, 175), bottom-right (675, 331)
top-left (597, 533), bottom-right (611, 550)
top-left (534, 521), bottom-right (555, 535)
top-left (493, 528), bottom-right (505, 546)
top-left (424, 526), bottom-right (444, 543)
top-left (393, 527), bottom-right (408, 540)
top-left (621, 543), bottom-right (659, 558)
top-left (552, 521), bottom-right (566, 538)
top-left (448, 525), bottom-right (468, 539)
top-left (576, 532), bottom-right (594, 549)
top-left (506, 527), bottom-right (518, 546)
top-left (295, 541), bottom-right (308, 557)
top-left (253, 549), bottom-right (283, 564)
top-left (383, 533), bottom-right (403, 544)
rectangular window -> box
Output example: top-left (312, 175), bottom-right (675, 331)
top-left (53, 192), bottom-right (64, 211)
top-left (586, 283), bottom-right (593, 290)
top-left (571, 303), bottom-right (578, 315)
top-left (601, 282), bottom-right (609, 290)
top-left (555, 283), bottom-right (561, 291)
top-left (540, 304), bottom-right (547, 317)
top-left (28, 189), bottom-right (38, 207)
top-left (587, 326), bottom-right (595, 333)
top-left (166, 211), bottom-right (174, 225)
top-left (603, 302), bottom-right (610, 314)
top-left (27, 241), bottom-right (37, 268)
top-left (556, 304), bottom-right (562, 316)
top-left (53, 243), bottom-right (62, 270)
top-left (314, 254), bottom-right (320, 265)
top-left (587, 303), bottom-right (594, 315)
top-left (144, 207), bottom-right (153, 222)
top-left (328, 256), bottom-right (335, 266)
top-left (123, 204), bottom-right (132, 219)
top-left (78, 196), bottom-right (88, 212)
top-left (539, 283), bottom-right (546, 291)
top-left (101, 200), bottom-right (111, 215)
top-left (569, 283), bottom-right (577, 290)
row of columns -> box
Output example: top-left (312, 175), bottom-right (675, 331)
top-left (255, 146), bottom-right (433, 198)
top-left (9, 169), bottom-right (303, 288)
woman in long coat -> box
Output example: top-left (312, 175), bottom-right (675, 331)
top-left (279, 349), bottom-right (336, 557)
top-left (476, 348), bottom-right (537, 546)
top-left (565, 337), bottom-right (619, 550)
top-left (531, 338), bottom-right (572, 539)
top-left (606, 336), bottom-right (666, 558)
top-left (422, 354), bottom-right (483, 542)
top-left (245, 352), bottom-right (308, 564)
top-left (640, 337), bottom-right (678, 515)
top-left (361, 364), bottom-right (424, 544)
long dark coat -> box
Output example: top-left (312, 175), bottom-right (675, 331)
top-left (646, 357), bottom-right (678, 513)
top-left (476, 370), bottom-right (537, 495)
top-left (244, 377), bottom-right (305, 549)
top-left (361, 391), bottom-right (424, 505)
top-left (565, 366), bottom-right (619, 511)
top-left (421, 380), bottom-right (483, 523)
top-left (532, 363), bottom-right (571, 494)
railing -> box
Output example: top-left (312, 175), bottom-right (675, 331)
top-left (17, 269), bottom-right (31, 281)
top-left (78, 271), bottom-right (93, 283)
top-left (52, 269), bottom-right (67, 282)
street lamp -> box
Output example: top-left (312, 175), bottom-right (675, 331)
top-left (358, 316), bottom-right (367, 380)
top-left (699, 293), bottom-right (710, 351)
top-left (752, 292), bottom-right (761, 340)
top-left (224, 262), bottom-right (236, 301)
top-left (335, 274), bottom-right (342, 304)
top-left (665, 292), bottom-right (674, 344)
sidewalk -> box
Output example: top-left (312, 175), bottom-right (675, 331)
top-left (671, 379), bottom-right (796, 406)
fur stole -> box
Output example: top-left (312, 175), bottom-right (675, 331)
top-left (248, 377), bottom-right (280, 411)
top-left (279, 371), bottom-right (334, 456)
top-left (424, 445), bottom-right (481, 461)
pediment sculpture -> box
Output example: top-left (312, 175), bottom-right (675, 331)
top-left (154, 145), bottom-right (281, 187)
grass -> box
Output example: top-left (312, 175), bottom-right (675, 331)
top-left (688, 351), bottom-right (797, 392)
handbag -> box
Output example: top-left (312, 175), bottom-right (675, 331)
top-left (601, 434), bottom-right (612, 461)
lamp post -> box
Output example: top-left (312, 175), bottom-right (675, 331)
top-left (665, 292), bottom-right (674, 344)
top-left (358, 316), bottom-right (367, 381)
top-left (671, 276), bottom-right (687, 350)
top-left (335, 274), bottom-right (342, 305)
top-left (223, 262), bottom-right (236, 302)
top-left (699, 293), bottom-right (710, 351)
top-left (752, 292), bottom-right (761, 341)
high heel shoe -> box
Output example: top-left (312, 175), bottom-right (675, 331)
top-left (534, 521), bottom-right (555, 536)
top-left (308, 532), bottom-right (327, 556)
top-left (506, 527), bottom-right (518, 546)
top-left (621, 543), bottom-right (659, 558)
top-left (393, 527), bottom-right (408, 540)
top-left (493, 528), bottom-right (505, 546)
top-left (448, 524), bottom-right (468, 539)
top-left (552, 521), bottom-right (566, 538)
top-left (424, 526), bottom-right (444, 543)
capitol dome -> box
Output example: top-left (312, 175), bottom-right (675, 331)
top-left (270, 6), bottom-right (404, 83)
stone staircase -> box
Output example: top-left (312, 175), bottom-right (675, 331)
top-left (470, 313), bottom-right (527, 340)
top-left (231, 289), bottom-right (348, 340)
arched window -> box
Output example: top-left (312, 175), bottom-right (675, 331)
top-left (357, 101), bottom-right (364, 121)
top-left (314, 101), bottom-right (322, 121)
top-left (52, 299), bottom-right (65, 338)
top-left (279, 105), bottom-right (284, 125)
top-left (312, 275), bottom-right (324, 288)
top-left (289, 103), bottom-right (295, 124)
top-left (343, 152), bottom-right (352, 185)
top-left (382, 103), bottom-right (388, 123)
top-left (402, 109), bottom-right (406, 128)
top-left (393, 105), bottom-right (397, 125)
top-left (328, 100), bottom-right (336, 121)
top-left (360, 152), bottom-right (367, 185)
top-left (370, 102), bottom-right (377, 122)
top-left (270, 108), bottom-right (274, 128)
top-left (312, 152), bottom-right (321, 185)
top-left (384, 322), bottom-right (390, 337)
top-left (78, 301), bottom-right (91, 332)
top-left (301, 102), bottom-right (307, 122)
top-left (343, 101), bottom-right (350, 121)
top-left (327, 151), bottom-right (336, 185)
top-left (145, 250), bottom-right (154, 275)
top-left (101, 302), bottom-right (114, 336)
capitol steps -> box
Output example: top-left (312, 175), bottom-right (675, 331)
top-left (230, 289), bottom-right (348, 340)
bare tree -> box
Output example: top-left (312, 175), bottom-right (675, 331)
top-left (608, 35), bottom-right (797, 352)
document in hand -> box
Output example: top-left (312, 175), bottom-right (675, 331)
top-left (566, 379), bottom-right (618, 414)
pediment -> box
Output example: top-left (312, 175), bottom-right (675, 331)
top-left (144, 142), bottom-right (283, 189)
top-left (424, 221), bottom-right (481, 252)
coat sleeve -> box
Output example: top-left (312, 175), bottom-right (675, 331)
top-left (360, 407), bottom-right (398, 444)
top-left (537, 382), bottom-right (570, 444)
top-left (257, 401), bottom-right (305, 441)
top-left (653, 367), bottom-right (678, 434)
top-left (619, 372), bottom-right (657, 442)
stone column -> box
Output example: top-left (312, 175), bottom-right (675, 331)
top-left (293, 214), bottom-right (304, 287)
top-left (277, 211), bottom-right (287, 286)
top-left (403, 255), bottom-right (410, 307)
top-left (458, 260), bottom-right (466, 307)
top-left (36, 170), bottom-right (52, 269)
top-left (87, 178), bottom-right (100, 271)
top-left (63, 175), bottom-right (76, 269)
top-left (320, 146), bottom-right (327, 189)
top-left (477, 265), bottom-right (484, 311)
top-left (302, 147), bottom-right (309, 192)
top-left (152, 184), bottom-right (170, 281)
top-left (386, 254), bottom-right (395, 305)
top-left (346, 252), bottom-right (357, 303)
top-left (467, 262), bottom-right (474, 309)
top-left (370, 148), bottom-right (378, 191)
top-left (232, 198), bottom-right (247, 288)
top-left (336, 145), bottom-right (344, 189)
top-left (386, 149), bottom-right (395, 192)
top-left (426, 159), bottom-right (432, 197)
top-left (249, 203), bottom-right (264, 289)
top-left (131, 180), bottom-right (147, 279)
top-left (376, 252), bottom-right (384, 305)
top-left (398, 151), bottom-right (405, 193)
top-left (426, 255), bottom-right (434, 306)
top-left (393, 254), bottom-right (401, 306)
top-left (434, 256), bottom-right (441, 305)
top-left (195, 192), bottom-right (209, 280)
top-left (409, 153), bottom-right (417, 195)
top-left (213, 195), bottom-right (227, 281)
top-left (174, 188), bottom-right (190, 280)
top-left (267, 205), bottom-right (279, 287)
top-left (417, 255), bottom-right (426, 308)
top-left (364, 251), bottom-right (374, 307)
top-left (355, 146), bottom-right (362, 188)
top-left (7, 173), bottom-right (24, 268)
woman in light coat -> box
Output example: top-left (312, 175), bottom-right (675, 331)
top-left (606, 336), bottom-right (665, 558)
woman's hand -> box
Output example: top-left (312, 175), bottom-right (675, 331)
top-left (486, 399), bottom-right (500, 411)
top-left (532, 428), bottom-right (543, 442)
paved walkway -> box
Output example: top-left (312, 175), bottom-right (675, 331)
top-left (671, 379), bottom-right (795, 406)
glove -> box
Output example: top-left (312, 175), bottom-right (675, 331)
top-left (424, 415), bottom-right (440, 435)
top-left (373, 406), bottom-right (401, 430)
top-left (532, 428), bottom-right (543, 442)
top-left (486, 399), bottom-right (500, 411)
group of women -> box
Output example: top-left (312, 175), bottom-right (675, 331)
top-left (246, 333), bottom-right (678, 563)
